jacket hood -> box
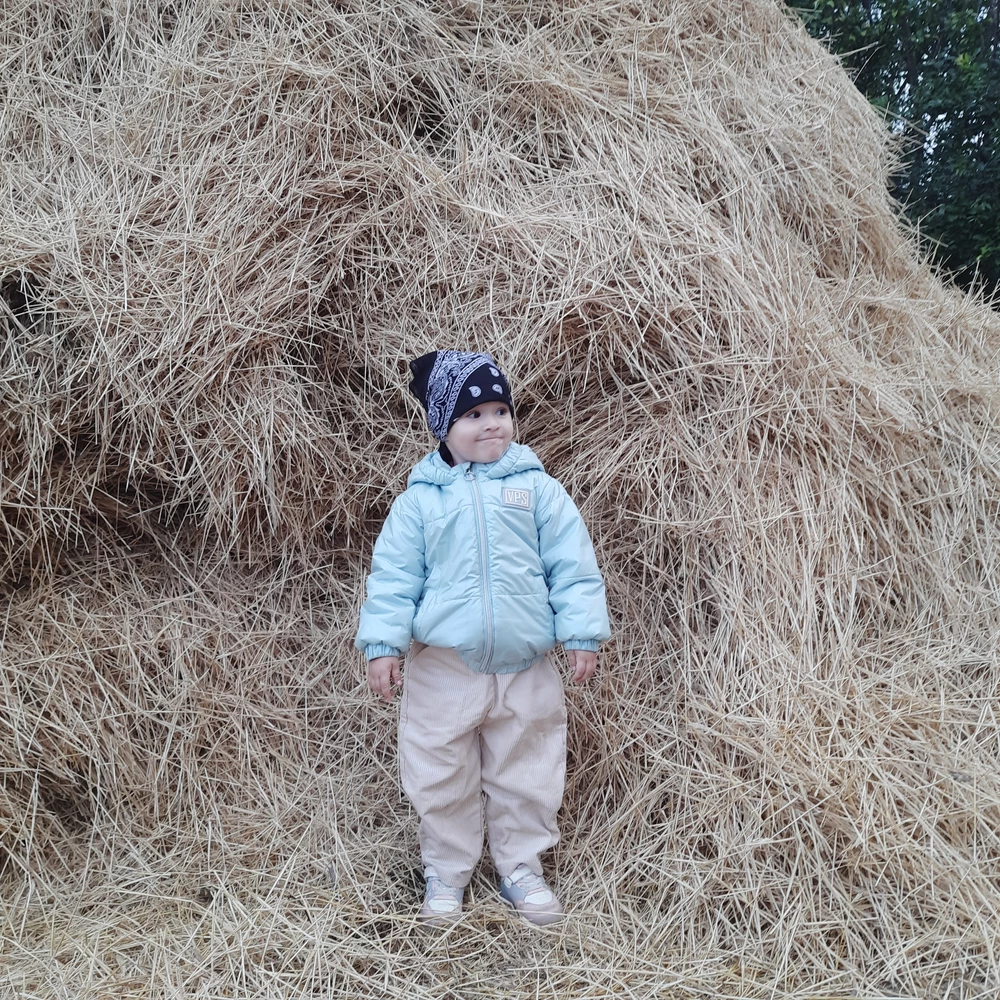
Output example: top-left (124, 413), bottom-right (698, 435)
top-left (408, 442), bottom-right (544, 487)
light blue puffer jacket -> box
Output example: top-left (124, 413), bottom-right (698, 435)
top-left (355, 443), bottom-right (610, 674)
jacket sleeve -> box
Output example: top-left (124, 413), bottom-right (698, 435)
top-left (535, 478), bottom-right (611, 646)
top-left (355, 489), bottom-right (426, 660)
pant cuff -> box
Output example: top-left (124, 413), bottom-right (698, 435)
top-left (421, 859), bottom-right (475, 889)
top-left (493, 856), bottom-right (542, 879)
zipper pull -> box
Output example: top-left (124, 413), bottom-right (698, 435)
top-left (465, 467), bottom-right (475, 480)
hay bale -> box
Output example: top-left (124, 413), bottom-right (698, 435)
top-left (2, 0), bottom-right (999, 996)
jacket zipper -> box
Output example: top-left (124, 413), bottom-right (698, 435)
top-left (466, 467), bottom-right (494, 671)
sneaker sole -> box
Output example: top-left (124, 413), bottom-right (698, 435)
top-left (499, 894), bottom-right (564, 926)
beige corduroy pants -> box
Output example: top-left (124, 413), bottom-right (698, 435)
top-left (398, 643), bottom-right (567, 889)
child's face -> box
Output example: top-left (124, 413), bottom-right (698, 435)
top-left (444, 401), bottom-right (513, 465)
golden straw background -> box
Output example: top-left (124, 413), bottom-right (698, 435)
top-left (2, 1), bottom-right (999, 997)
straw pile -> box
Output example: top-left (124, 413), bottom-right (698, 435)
top-left (3, 0), bottom-right (999, 996)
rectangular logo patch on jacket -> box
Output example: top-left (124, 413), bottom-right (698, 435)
top-left (502, 488), bottom-right (532, 510)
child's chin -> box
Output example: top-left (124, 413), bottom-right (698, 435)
top-left (476, 442), bottom-right (507, 461)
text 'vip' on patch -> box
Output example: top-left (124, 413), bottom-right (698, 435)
top-left (502, 488), bottom-right (532, 510)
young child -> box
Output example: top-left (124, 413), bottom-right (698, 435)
top-left (355, 349), bottom-right (610, 925)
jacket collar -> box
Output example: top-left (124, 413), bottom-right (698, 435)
top-left (407, 442), bottom-right (544, 487)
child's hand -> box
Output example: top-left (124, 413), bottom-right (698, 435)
top-left (368, 656), bottom-right (401, 700)
top-left (567, 648), bottom-right (597, 685)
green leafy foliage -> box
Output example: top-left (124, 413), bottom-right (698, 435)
top-left (796, 0), bottom-right (999, 293)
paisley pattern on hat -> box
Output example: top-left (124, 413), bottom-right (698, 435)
top-left (425, 350), bottom-right (496, 440)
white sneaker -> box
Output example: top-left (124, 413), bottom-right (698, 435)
top-left (499, 864), bottom-right (563, 925)
top-left (419, 866), bottom-right (464, 925)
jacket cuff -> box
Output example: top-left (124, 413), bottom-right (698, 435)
top-left (365, 643), bottom-right (402, 661)
top-left (562, 639), bottom-right (600, 652)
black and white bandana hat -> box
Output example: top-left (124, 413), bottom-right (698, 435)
top-left (408, 350), bottom-right (515, 440)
